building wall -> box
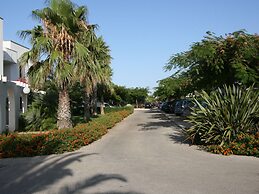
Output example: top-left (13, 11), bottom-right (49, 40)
top-left (0, 18), bottom-right (30, 133)
top-left (3, 41), bottom-right (29, 81)
top-left (0, 81), bottom-right (7, 132)
top-left (0, 17), bottom-right (4, 132)
top-left (0, 17), bottom-right (3, 76)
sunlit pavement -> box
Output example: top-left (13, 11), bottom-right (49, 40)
top-left (0, 109), bottom-right (258, 194)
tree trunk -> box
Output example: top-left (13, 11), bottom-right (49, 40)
top-left (84, 91), bottom-right (91, 121)
top-left (92, 84), bottom-right (98, 115)
top-left (100, 95), bottom-right (105, 115)
top-left (57, 88), bottom-right (72, 129)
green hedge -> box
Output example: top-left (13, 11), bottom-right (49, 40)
top-left (0, 107), bottom-right (133, 158)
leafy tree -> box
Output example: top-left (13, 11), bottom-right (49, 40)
top-left (103, 85), bottom-right (149, 107)
top-left (128, 87), bottom-right (149, 107)
top-left (111, 85), bottom-right (130, 106)
top-left (19, 0), bottom-right (94, 129)
top-left (154, 74), bottom-right (191, 100)
top-left (165, 30), bottom-right (259, 92)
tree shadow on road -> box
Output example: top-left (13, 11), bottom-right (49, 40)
top-left (93, 192), bottom-right (143, 194)
top-left (57, 173), bottom-right (143, 194)
top-left (0, 152), bottom-right (143, 194)
top-left (168, 130), bottom-right (191, 145)
top-left (139, 109), bottom-right (191, 145)
top-left (0, 152), bottom-right (93, 194)
top-left (138, 109), bottom-right (175, 131)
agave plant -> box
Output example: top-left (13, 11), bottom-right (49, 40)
top-left (186, 84), bottom-right (259, 146)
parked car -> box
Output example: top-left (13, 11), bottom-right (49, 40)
top-left (97, 102), bottom-right (113, 108)
top-left (174, 99), bottom-right (195, 116)
top-left (104, 102), bottom-right (113, 108)
top-left (161, 102), bottom-right (169, 112)
top-left (168, 99), bottom-right (179, 114)
top-left (161, 100), bottom-right (176, 113)
top-left (144, 102), bottom-right (152, 109)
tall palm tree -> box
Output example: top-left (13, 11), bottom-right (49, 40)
top-left (95, 37), bottom-right (113, 115)
top-left (90, 37), bottom-right (112, 115)
top-left (19, 0), bottom-right (93, 129)
top-left (77, 34), bottom-right (112, 119)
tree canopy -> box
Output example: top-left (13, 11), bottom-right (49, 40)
top-left (154, 75), bottom-right (191, 100)
top-left (155, 30), bottom-right (259, 100)
top-left (165, 30), bottom-right (259, 92)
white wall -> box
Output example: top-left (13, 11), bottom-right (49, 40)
top-left (0, 17), bottom-right (3, 76)
top-left (4, 60), bottom-right (19, 81)
top-left (9, 41), bottom-right (30, 80)
top-left (0, 20), bottom-right (30, 133)
top-left (3, 41), bottom-right (29, 81)
top-left (0, 81), bottom-right (7, 133)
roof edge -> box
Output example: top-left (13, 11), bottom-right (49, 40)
top-left (5, 40), bottom-right (30, 50)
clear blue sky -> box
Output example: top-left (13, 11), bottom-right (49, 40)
top-left (1, 0), bottom-right (259, 92)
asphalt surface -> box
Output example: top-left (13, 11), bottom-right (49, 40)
top-left (0, 109), bottom-right (259, 194)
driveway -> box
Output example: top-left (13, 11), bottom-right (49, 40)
top-left (0, 109), bottom-right (258, 194)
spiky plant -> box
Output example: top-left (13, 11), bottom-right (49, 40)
top-left (186, 84), bottom-right (259, 146)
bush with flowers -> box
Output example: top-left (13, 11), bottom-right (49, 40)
top-left (0, 107), bottom-right (133, 158)
top-left (205, 132), bottom-right (259, 157)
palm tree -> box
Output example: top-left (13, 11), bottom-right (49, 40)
top-left (77, 34), bottom-right (112, 119)
top-left (19, 0), bottom-right (93, 129)
top-left (91, 37), bottom-right (112, 115)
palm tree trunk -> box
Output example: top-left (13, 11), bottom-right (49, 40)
top-left (57, 88), bottom-right (72, 129)
top-left (100, 95), bottom-right (105, 115)
top-left (92, 84), bottom-right (98, 115)
top-left (84, 91), bottom-right (91, 121)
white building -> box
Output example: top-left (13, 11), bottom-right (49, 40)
top-left (0, 17), bottom-right (30, 133)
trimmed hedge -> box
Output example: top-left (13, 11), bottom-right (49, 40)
top-left (0, 107), bottom-right (133, 158)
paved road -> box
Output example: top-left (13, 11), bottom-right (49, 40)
top-left (0, 109), bottom-right (259, 194)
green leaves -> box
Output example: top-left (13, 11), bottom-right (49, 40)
top-left (185, 84), bottom-right (259, 146)
top-left (165, 31), bottom-right (259, 93)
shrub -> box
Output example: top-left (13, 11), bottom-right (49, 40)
top-left (0, 107), bottom-right (133, 158)
top-left (206, 132), bottom-right (259, 157)
top-left (22, 89), bottom-right (58, 131)
top-left (185, 84), bottom-right (258, 146)
top-left (104, 106), bottom-right (133, 113)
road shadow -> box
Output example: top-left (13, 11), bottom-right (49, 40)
top-left (138, 110), bottom-right (175, 131)
top-left (57, 173), bottom-right (140, 194)
top-left (0, 152), bottom-right (95, 194)
top-left (139, 109), bottom-right (191, 145)
top-left (168, 130), bottom-right (191, 145)
top-left (0, 153), bottom-right (143, 194)
top-left (93, 192), bottom-right (143, 194)
top-left (143, 108), bottom-right (161, 114)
